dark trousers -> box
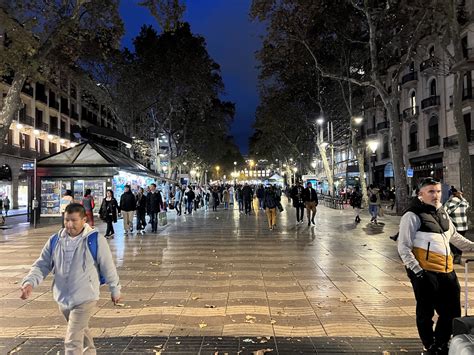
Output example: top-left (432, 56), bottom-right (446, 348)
top-left (187, 201), bottom-right (193, 214)
top-left (106, 220), bottom-right (114, 236)
top-left (244, 198), bottom-right (251, 214)
top-left (175, 201), bottom-right (182, 215)
top-left (136, 210), bottom-right (146, 230)
top-left (295, 205), bottom-right (304, 222)
top-left (149, 212), bottom-right (158, 232)
top-left (407, 269), bottom-right (461, 348)
top-left (451, 230), bottom-right (466, 257)
top-left (238, 200), bottom-right (243, 211)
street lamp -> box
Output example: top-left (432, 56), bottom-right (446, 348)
top-left (215, 165), bottom-right (220, 179)
top-left (367, 140), bottom-right (379, 185)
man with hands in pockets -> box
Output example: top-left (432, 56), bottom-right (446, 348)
top-left (20, 203), bottom-right (121, 355)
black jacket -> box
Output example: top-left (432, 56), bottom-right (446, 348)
top-left (147, 191), bottom-right (162, 213)
top-left (120, 191), bottom-right (136, 212)
top-left (302, 187), bottom-right (318, 204)
top-left (290, 186), bottom-right (304, 207)
top-left (242, 185), bottom-right (253, 200)
top-left (136, 193), bottom-right (147, 213)
top-left (263, 189), bottom-right (279, 209)
top-left (256, 187), bottom-right (265, 199)
top-left (100, 198), bottom-right (119, 223)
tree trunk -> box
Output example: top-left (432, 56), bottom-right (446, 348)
top-left (353, 140), bottom-right (369, 207)
top-left (447, 0), bottom-right (472, 205)
top-left (318, 144), bottom-right (333, 195)
top-left (0, 72), bottom-right (27, 151)
top-left (453, 71), bottom-right (472, 203)
top-left (387, 102), bottom-right (409, 213)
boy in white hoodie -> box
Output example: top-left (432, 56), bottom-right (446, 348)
top-left (20, 203), bottom-right (121, 354)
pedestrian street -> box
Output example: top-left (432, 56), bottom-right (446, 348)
top-left (1, 201), bottom-right (470, 354)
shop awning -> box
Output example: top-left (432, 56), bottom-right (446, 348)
top-left (37, 142), bottom-right (158, 178)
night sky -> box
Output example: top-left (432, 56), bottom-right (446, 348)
top-left (119, 0), bottom-right (264, 154)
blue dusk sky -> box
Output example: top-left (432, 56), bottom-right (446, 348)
top-left (119, 0), bottom-right (264, 154)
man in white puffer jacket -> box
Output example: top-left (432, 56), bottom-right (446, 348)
top-left (20, 203), bottom-right (121, 355)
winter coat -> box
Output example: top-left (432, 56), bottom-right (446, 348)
top-left (302, 187), bottom-right (318, 204)
top-left (100, 198), bottom-right (119, 223)
top-left (147, 191), bottom-right (163, 213)
top-left (120, 191), bottom-right (136, 212)
top-left (290, 186), bottom-right (304, 207)
top-left (135, 193), bottom-right (147, 213)
top-left (263, 189), bottom-right (278, 209)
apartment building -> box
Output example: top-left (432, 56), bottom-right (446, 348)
top-left (363, 11), bottom-right (474, 191)
top-left (0, 74), bottom-right (127, 209)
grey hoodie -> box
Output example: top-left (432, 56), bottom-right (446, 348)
top-left (22, 224), bottom-right (121, 309)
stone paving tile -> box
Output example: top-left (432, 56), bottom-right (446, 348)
top-left (0, 202), bottom-right (469, 352)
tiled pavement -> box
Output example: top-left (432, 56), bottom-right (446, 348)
top-left (1, 200), bottom-right (472, 354)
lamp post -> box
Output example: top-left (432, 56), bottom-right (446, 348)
top-left (368, 140), bottom-right (379, 185)
top-left (292, 166), bottom-right (298, 185)
top-left (215, 165), bottom-right (220, 180)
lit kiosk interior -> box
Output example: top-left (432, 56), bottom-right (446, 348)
top-left (33, 142), bottom-right (159, 224)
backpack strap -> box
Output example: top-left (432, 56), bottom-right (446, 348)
top-left (87, 232), bottom-right (106, 285)
top-left (50, 233), bottom-right (59, 269)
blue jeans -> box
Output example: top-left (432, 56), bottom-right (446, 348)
top-left (369, 204), bottom-right (378, 219)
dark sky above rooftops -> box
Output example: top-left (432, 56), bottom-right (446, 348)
top-left (119, 0), bottom-right (264, 154)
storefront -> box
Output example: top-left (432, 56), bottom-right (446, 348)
top-left (409, 152), bottom-right (444, 186)
top-left (34, 142), bottom-right (172, 223)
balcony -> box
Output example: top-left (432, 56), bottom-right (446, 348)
top-left (377, 121), bottom-right (390, 131)
top-left (2, 145), bottom-right (43, 159)
top-left (426, 136), bottom-right (440, 148)
top-left (408, 142), bottom-right (419, 152)
top-left (35, 121), bottom-right (49, 133)
top-left (18, 110), bottom-right (34, 127)
top-left (49, 100), bottom-right (59, 111)
top-left (443, 136), bottom-right (458, 148)
top-left (49, 127), bottom-right (60, 137)
top-left (421, 95), bottom-right (440, 110)
top-left (60, 130), bottom-right (72, 140)
top-left (402, 106), bottom-right (420, 121)
top-left (366, 128), bottom-right (377, 136)
top-left (420, 59), bottom-right (439, 72)
top-left (401, 71), bottom-right (418, 86)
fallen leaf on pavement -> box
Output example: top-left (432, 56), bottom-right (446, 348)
top-left (176, 304), bottom-right (185, 307)
top-left (242, 338), bottom-right (255, 343)
top-left (245, 315), bottom-right (257, 323)
top-left (149, 262), bottom-right (160, 266)
top-left (205, 304), bottom-right (216, 308)
top-left (270, 319), bottom-right (276, 324)
top-left (114, 303), bottom-right (126, 307)
top-left (199, 322), bottom-right (207, 328)
top-left (252, 349), bottom-right (274, 355)
top-left (192, 296), bottom-right (200, 300)
top-left (339, 297), bottom-right (351, 303)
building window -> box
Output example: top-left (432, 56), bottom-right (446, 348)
top-left (427, 116), bottom-right (439, 147)
top-left (409, 61), bottom-right (415, 72)
top-left (49, 142), bottom-right (57, 154)
top-left (429, 45), bottom-right (435, 58)
top-left (4, 129), bottom-right (13, 146)
top-left (410, 90), bottom-right (416, 112)
top-left (464, 113), bottom-right (472, 141)
top-left (409, 124), bottom-right (418, 151)
top-left (20, 133), bottom-right (30, 150)
top-left (35, 138), bottom-right (45, 154)
top-left (430, 79), bottom-right (437, 96)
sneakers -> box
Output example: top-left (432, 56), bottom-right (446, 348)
top-left (105, 233), bottom-right (115, 239)
top-left (307, 221), bottom-right (311, 226)
top-left (355, 216), bottom-right (361, 223)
